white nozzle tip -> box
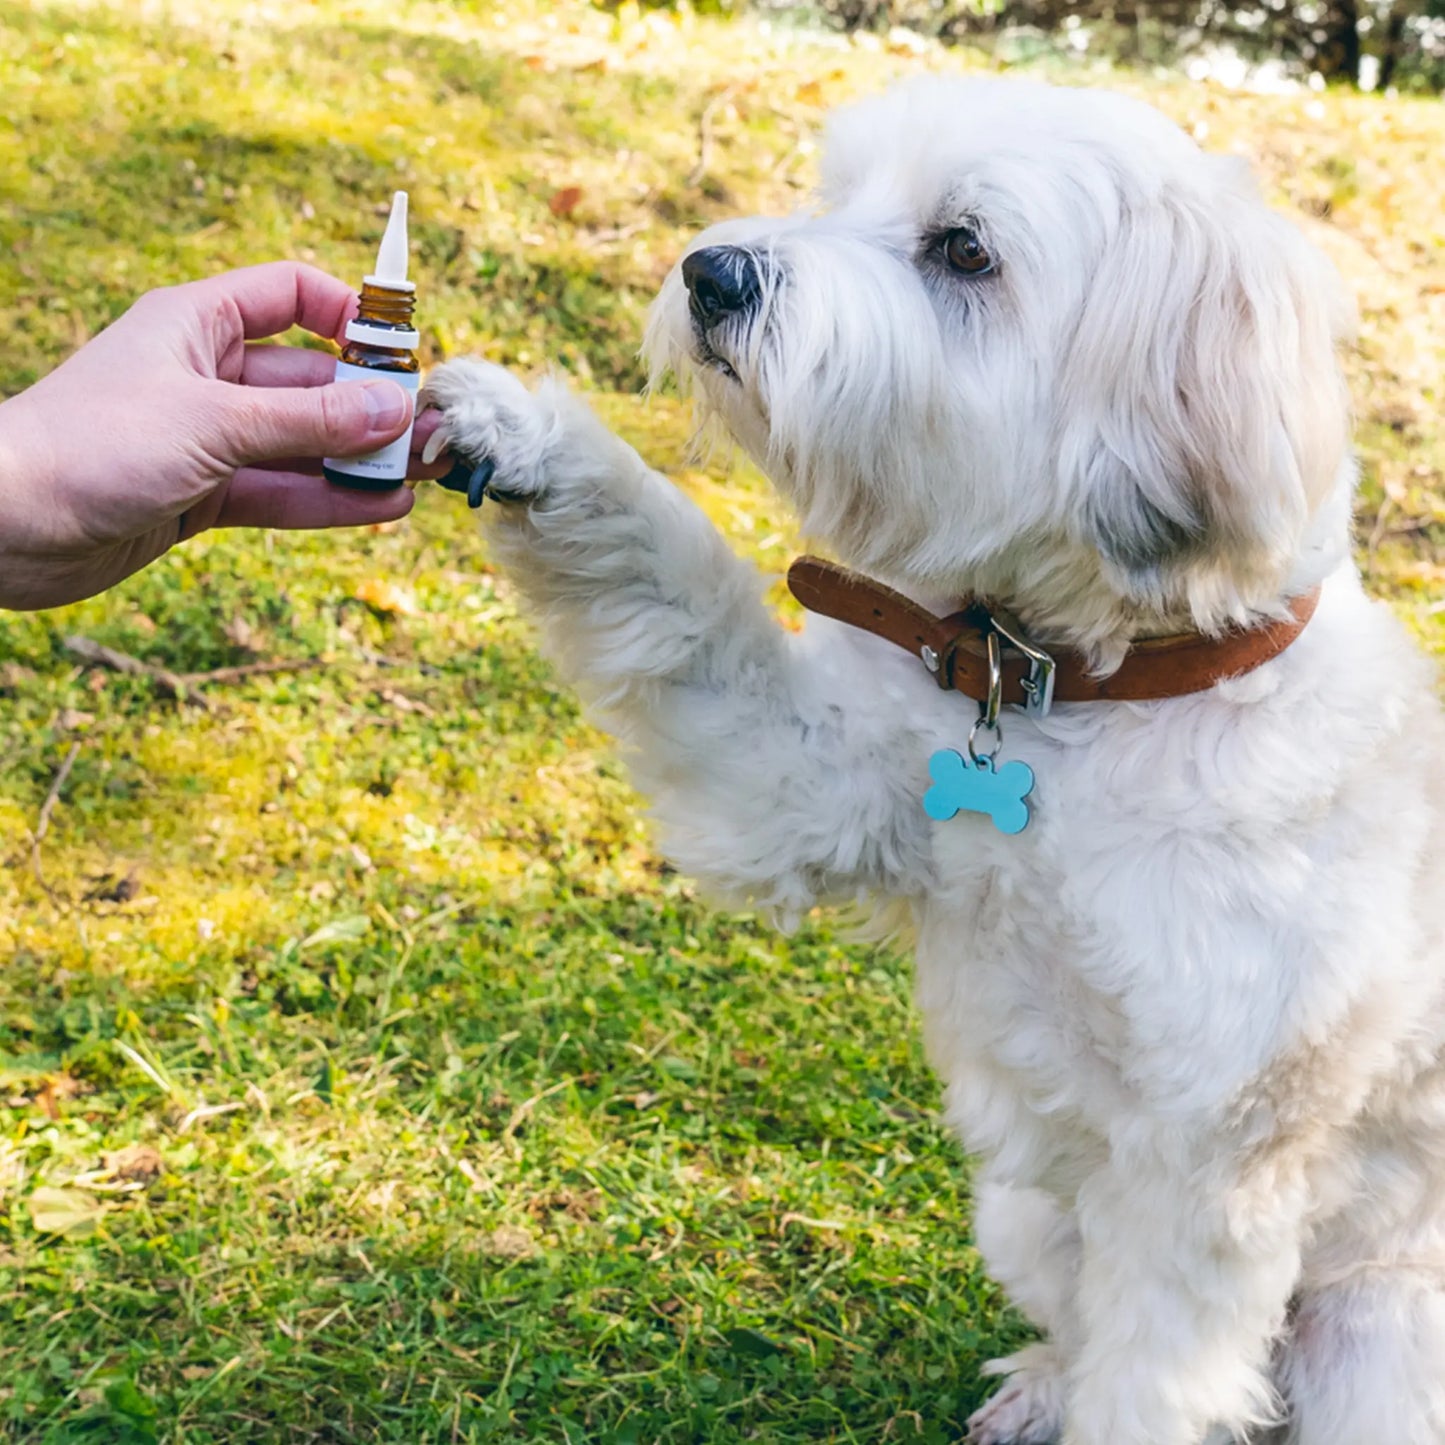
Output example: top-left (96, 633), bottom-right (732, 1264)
top-left (373, 189), bottom-right (410, 285)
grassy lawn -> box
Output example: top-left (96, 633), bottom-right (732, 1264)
top-left (1, 1), bottom-right (1442, 1440)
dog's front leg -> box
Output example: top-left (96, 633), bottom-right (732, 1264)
top-left (1064, 1140), bottom-right (1302, 1445)
top-left (423, 359), bottom-right (934, 914)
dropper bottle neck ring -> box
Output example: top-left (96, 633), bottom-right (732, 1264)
top-left (345, 318), bottom-right (419, 348)
top-left (363, 274), bottom-right (415, 292)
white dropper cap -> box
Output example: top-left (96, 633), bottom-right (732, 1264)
top-left (365, 190), bottom-right (414, 292)
top-left (345, 190), bottom-right (419, 349)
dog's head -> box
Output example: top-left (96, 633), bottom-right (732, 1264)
top-left (646, 77), bottom-right (1353, 648)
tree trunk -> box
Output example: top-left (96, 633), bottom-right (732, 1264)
top-left (1315, 0), bottom-right (1362, 84)
top-left (1377, 5), bottom-right (1409, 90)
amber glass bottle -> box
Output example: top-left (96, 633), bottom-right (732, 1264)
top-left (323, 192), bottom-right (421, 490)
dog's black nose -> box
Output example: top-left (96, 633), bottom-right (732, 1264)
top-left (682, 246), bottom-right (760, 325)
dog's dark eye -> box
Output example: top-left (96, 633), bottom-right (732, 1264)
top-left (941, 227), bottom-right (994, 277)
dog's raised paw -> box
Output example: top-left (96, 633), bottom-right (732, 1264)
top-left (965, 1347), bottom-right (1065, 1445)
top-left (419, 358), bottom-right (554, 506)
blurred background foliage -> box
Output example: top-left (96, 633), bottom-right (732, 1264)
top-left (634, 0), bottom-right (1445, 92)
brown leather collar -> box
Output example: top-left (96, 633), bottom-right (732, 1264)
top-left (787, 556), bottom-right (1320, 709)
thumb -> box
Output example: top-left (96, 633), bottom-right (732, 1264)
top-left (215, 377), bottom-right (414, 465)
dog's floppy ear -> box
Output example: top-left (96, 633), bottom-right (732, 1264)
top-left (1056, 158), bottom-right (1351, 603)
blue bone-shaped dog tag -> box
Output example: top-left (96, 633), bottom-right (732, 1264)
top-left (923, 749), bottom-right (1035, 835)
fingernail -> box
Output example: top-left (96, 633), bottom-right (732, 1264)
top-left (362, 381), bottom-right (410, 431)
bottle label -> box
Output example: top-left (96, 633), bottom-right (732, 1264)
top-left (323, 363), bottom-right (421, 482)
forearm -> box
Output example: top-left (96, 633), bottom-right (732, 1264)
top-left (0, 391), bottom-right (67, 610)
top-left (485, 399), bottom-right (770, 701)
top-left (0, 387), bottom-right (178, 611)
top-left (487, 414), bottom-right (932, 911)
top-left (424, 357), bottom-right (936, 911)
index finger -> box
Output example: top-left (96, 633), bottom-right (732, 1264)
top-left (184, 261), bottom-right (360, 345)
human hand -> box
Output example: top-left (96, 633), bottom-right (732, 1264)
top-left (0, 261), bottom-right (452, 610)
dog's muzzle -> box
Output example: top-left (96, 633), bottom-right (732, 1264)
top-left (682, 246), bottom-right (761, 329)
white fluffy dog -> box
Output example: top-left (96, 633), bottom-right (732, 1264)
top-left (422, 77), bottom-right (1445, 1445)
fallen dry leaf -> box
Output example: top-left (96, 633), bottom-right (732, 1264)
top-left (104, 1144), bottom-right (164, 1182)
top-left (33, 1081), bottom-right (61, 1121)
top-left (481, 1225), bottom-right (538, 1260)
top-left (223, 614), bottom-right (260, 651)
top-left (548, 186), bottom-right (583, 218)
top-left (29, 1186), bottom-right (104, 1239)
top-left (85, 868), bottom-right (142, 903)
top-left (354, 578), bottom-right (420, 616)
top-left (0, 662), bottom-right (36, 690)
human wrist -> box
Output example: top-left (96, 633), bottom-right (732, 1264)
top-left (0, 390), bottom-right (73, 610)
top-left (0, 393), bottom-right (25, 508)
top-left (0, 388), bottom-right (60, 512)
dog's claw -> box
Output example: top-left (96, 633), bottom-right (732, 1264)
top-left (466, 458), bottom-right (495, 509)
top-left (435, 456), bottom-right (496, 509)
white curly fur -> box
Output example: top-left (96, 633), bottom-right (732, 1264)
top-left (423, 77), bottom-right (1445, 1445)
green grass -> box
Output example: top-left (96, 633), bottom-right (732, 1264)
top-left (1, 1), bottom-right (1442, 1440)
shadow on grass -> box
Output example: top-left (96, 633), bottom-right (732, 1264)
top-left (3, 889), bottom-right (1030, 1442)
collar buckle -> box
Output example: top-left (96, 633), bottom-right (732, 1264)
top-left (984, 606), bottom-right (1056, 720)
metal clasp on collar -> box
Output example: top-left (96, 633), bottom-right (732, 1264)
top-left (968, 629), bottom-right (1005, 762)
top-left (918, 606), bottom-right (1055, 721)
top-left (986, 606), bottom-right (1056, 720)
